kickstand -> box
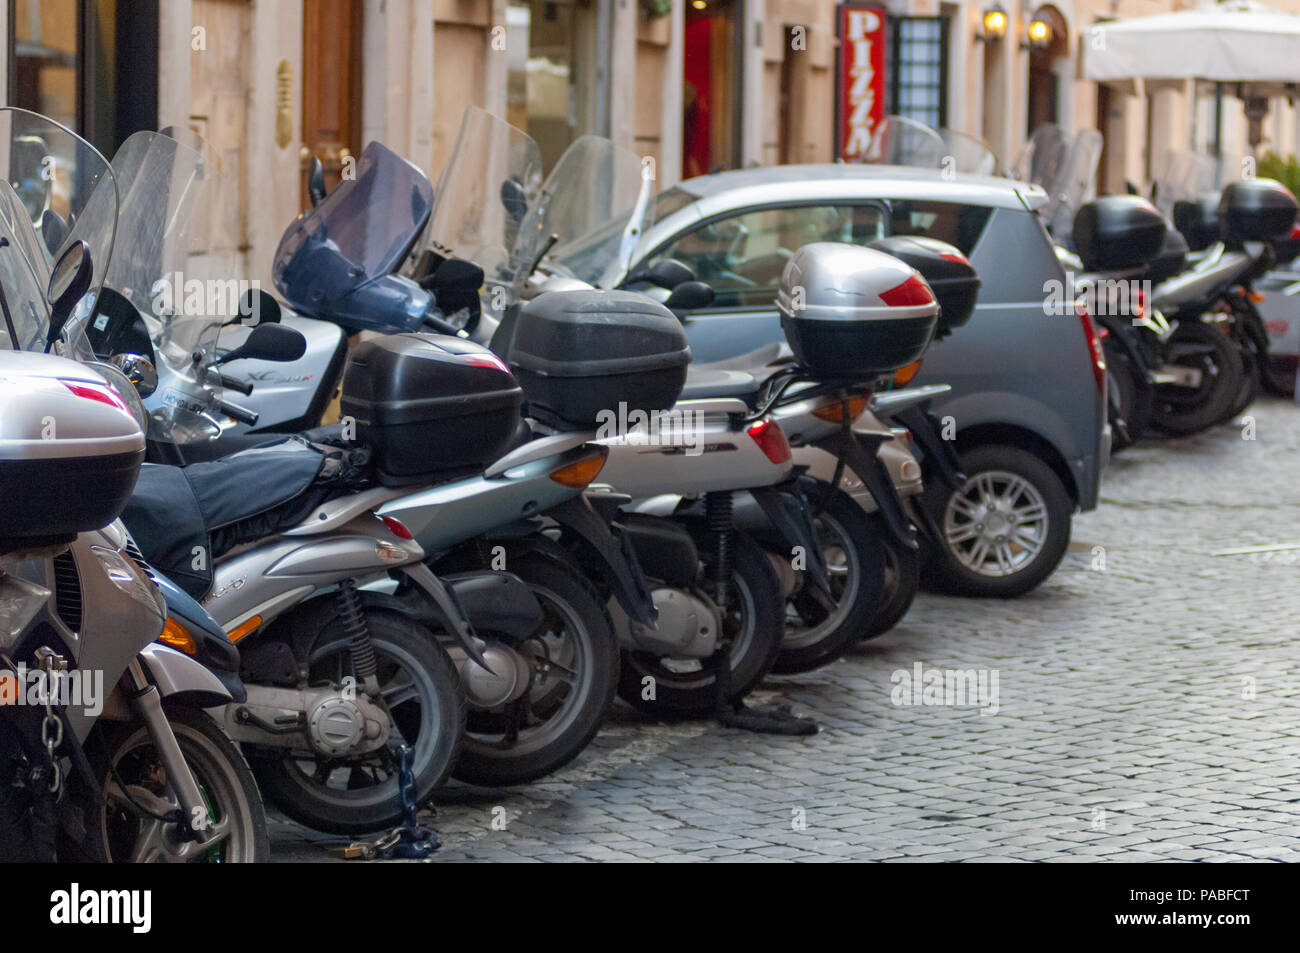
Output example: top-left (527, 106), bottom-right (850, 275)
top-left (712, 641), bottom-right (819, 736)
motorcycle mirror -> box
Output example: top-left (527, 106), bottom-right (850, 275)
top-left (500, 178), bottom-right (528, 225)
top-left (108, 352), bottom-right (158, 398)
top-left (663, 280), bottom-right (713, 316)
top-left (225, 287), bottom-right (282, 326)
top-left (420, 256), bottom-right (484, 292)
top-left (216, 323), bottom-right (307, 365)
top-left (307, 156), bottom-right (326, 208)
top-left (40, 209), bottom-right (70, 256)
top-left (626, 258), bottom-right (695, 290)
top-left (46, 240), bottom-right (93, 348)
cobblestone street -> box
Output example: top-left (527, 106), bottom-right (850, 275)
top-left (274, 398), bottom-right (1300, 862)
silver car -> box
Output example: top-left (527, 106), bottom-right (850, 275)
top-left (562, 164), bottom-right (1110, 598)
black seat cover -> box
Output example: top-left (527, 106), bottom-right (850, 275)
top-left (693, 342), bottom-right (788, 373)
top-left (676, 367), bottom-right (763, 403)
top-left (122, 436), bottom-right (368, 599)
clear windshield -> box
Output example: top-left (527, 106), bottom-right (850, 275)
top-left (937, 128), bottom-right (999, 175)
top-left (1044, 129), bottom-right (1102, 239)
top-left (0, 107), bottom-right (117, 358)
top-left (420, 107), bottom-right (543, 312)
top-left (86, 130), bottom-right (234, 443)
top-left (1012, 124), bottom-right (1070, 189)
top-left (1152, 150), bottom-right (1218, 219)
top-left (863, 116), bottom-right (946, 167)
top-left (529, 136), bottom-right (656, 287)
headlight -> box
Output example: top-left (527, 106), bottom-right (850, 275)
top-left (89, 545), bottom-right (163, 617)
top-left (0, 573), bottom-right (51, 653)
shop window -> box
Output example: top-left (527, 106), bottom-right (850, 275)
top-left (889, 17), bottom-right (947, 131)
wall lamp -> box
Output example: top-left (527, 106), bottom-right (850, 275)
top-left (979, 5), bottom-right (1008, 42)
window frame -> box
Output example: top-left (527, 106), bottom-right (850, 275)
top-left (887, 15), bottom-right (950, 131)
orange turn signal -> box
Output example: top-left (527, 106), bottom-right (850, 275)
top-left (893, 360), bottom-right (923, 386)
top-left (811, 395), bottom-right (869, 423)
top-left (227, 615), bottom-right (263, 643)
top-left (549, 448), bottom-right (609, 488)
top-left (158, 618), bottom-right (198, 655)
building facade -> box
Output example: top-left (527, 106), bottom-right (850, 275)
top-left (5, 0), bottom-right (1300, 283)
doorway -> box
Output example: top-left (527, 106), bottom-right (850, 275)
top-left (683, 0), bottom-right (739, 178)
top-left (301, 0), bottom-right (362, 208)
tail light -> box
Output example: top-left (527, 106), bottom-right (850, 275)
top-left (549, 446), bottom-right (609, 488)
top-left (381, 515), bottom-right (414, 540)
top-left (1077, 301), bottom-right (1107, 394)
top-left (747, 420), bottom-right (792, 464)
top-left (63, 380), bottom-right (134, 419)
top-left (1132, 287), bottom-right (1146, 320)
top-left (811, 394), bottom-right (869, 423)
top-left (879, 274), bottom-right (936, 307)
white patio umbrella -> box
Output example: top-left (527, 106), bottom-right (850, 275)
top-left (1082, 1), bottom-right (1300, 89)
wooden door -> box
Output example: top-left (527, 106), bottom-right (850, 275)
top-left (302, 0), bottom-right (363, 208)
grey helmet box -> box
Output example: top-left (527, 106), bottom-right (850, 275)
top-left (776, 243), bottom-right (939, 378)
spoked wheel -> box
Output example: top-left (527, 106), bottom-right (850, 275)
top-left (862, 513), bottom-right (921, 639)
top-left (922, 444), bottom-right (1072, 598)
top-left (452, 553), bottom-right (618, 787)
top-left (771, 484), bottom-right (884, 674)
top-left (1152, 321), bottom-right (1242, 435)
top-left (81, 705), bottom-right (268, 863)
top-left (251, 607), bottom-right (465, 836)
top-left (618, 529), bottom-right (783, 716)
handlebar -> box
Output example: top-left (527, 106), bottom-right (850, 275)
top-left (219, 373), bottom-right (254, 396)
top-left (218, 399), bottom-right (259, 427)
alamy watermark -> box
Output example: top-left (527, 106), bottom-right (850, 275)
top-left (147, 272), bottom-right (264, 323)
top-left (1043, 271), bottom-right (1152, 322)
top-left (890, 662), bottom-right (999, 715)
top-left (0, 663), bottom-right (103, 717)
top-left (596, 402), bottom-right (706, 456)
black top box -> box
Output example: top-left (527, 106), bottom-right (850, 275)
top-left (1072, 195), bottom-right (1166, 272)
top-left (1145, 226), bottom-right (1189, 285)
top-left (1219, 178), bottom-right (1299, 245)
top-left (508, 290), bottom-right (691, 431)
top-left (1172, 194), bottom-right (1221, 251)
top-left (340, 333), bottom-right (524, 485)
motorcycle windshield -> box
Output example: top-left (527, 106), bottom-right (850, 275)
top-left (85, 130), bottom-right (237, 444)
top-left (422, 106), bottom-right (542, 311)
top-left (937, 128), bottom-right (999, 176)
top-left (529, 135), bottom-right (655, 288)
top-left (863, 116), bottom-right (946, 168)
top-left (273, 140), bottom-right (434, 313)
top-left (0, 107), bottom-right (118, 357)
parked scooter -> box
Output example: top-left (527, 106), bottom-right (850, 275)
top-left (0, 107), bottom-right (265, 861)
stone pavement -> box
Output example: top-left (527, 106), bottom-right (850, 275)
top-left (273, 398), bottom-right (1300, 862)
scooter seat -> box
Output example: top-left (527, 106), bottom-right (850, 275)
top-left (676, 367), bottom-right (764, 403)
top-left (693, 342), bottom-right (791, 373)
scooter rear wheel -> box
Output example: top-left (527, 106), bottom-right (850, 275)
top-left (1152, 322), bottom-right (1242, 435)
top-left (617, 530), bottom-right (783, 716)
top-left (770, 484), bottom-right (884, 673)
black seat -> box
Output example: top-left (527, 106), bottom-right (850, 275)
top-left (693, 342), bottom-right (789, 373)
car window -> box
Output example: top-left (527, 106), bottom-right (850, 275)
top-left (884, 199), bottom-right (992, 254)
top-left (647, 204), bottom-right (888, 308)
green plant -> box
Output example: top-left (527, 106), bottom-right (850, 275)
top-left (640, 0), bottom-right (672, 20)
top-left (1258, 151), bottom-right (1300, 197)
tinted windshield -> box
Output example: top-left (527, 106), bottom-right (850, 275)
top-left (274, 141), bottom-right (433, 312)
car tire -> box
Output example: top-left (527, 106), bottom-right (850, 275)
top-left (920, 444), bottom-right (1072, 598)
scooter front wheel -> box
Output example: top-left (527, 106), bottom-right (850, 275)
top-left (617, 530), bottom-right (783, 716)
top-left (77, 704), bottom-right (269, 863)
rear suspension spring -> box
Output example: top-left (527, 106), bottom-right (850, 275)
top-left (705, 490), bottom-right (735, 609)
top-left (335, 580), bottom-right (377, 682)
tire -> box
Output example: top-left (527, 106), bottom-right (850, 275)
top-left (1224, 341), bottom-right (1260, 422)
top-left (921, 444), bottom-right (1073, 598)
top-left (1152, 321), bottom-right (1242, 435)
top-left (618, 529), bottom-right (783, 716)
top-left (771, 484), bottom-right (884, 673)
top-left (1104, 340), bottom-right (1153, 448)
top-left (452, 552), bottom-right (618, 787)
top-left (862, 513), bottom-right (921, 639)
top-left (78, 705), bottom-right (268, 863)
top-left (251, 608), bottom-right (465, 836)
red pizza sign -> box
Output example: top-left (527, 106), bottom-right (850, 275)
top-left (837, 4), bottom-right (887, 162)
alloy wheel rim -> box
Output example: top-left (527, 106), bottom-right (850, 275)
top-left (943, 469), bottom-right (1048, 577)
